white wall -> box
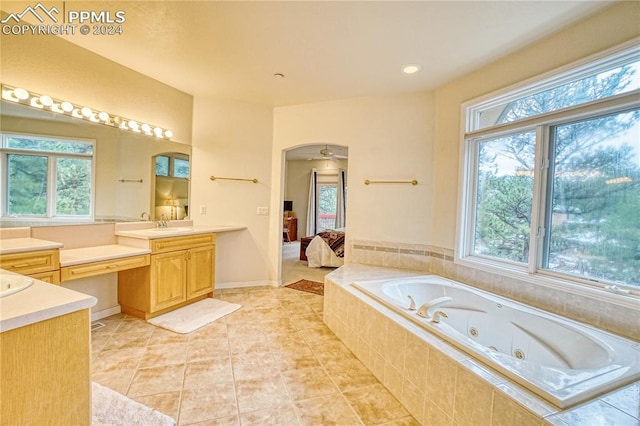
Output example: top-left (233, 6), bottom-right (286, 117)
top-left (190, 96), bottom-right (275, 287)
top-left (271, 92), bottom-right (435, 281)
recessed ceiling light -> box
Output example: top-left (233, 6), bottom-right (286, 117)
top-left (402, 64), bottom-right (422, 74)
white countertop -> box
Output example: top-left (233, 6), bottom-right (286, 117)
top-left (60, 244), bottom-right (152, 267)
top-left (115, 225), bottom-right (246, 239)
top-left (0, 237), bottom-right (64, 255)
top-left (0, 269), bottom-right (96, 333)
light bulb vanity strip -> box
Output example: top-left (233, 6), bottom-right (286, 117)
top-left (364, 179), bottom-right (418, 185)
top-left (210, 176), bottom-right (258, 183)
top-left (1, 84), bottom-right (173, 140)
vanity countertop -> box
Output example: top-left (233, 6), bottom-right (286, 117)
top-left (0, 269), bottom-right (96, 333)
top-left (60, 244), bottom-right (151, 267)
top-left (0, 237), bottom-right (64, 255)
top-left (115, 225), bottom-right (246, 240)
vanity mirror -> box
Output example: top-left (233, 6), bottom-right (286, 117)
top-left (0, 101), bottom-right (191, 227)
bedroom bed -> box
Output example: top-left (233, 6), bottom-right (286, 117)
top-left (304, 229), bottom-right (345, 268)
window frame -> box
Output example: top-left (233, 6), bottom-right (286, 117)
top-left (457, 40), bottom-right (640, 303)
top-left (0, 132), bottom-right (96, 222)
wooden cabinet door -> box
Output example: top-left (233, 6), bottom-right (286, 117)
top-left (150, 251), bottom-right (187, 312)
top-left (186, 245), bottom-right (215, 299)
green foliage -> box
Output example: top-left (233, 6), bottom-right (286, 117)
top-left (476, 65), bottom-right (640, 285)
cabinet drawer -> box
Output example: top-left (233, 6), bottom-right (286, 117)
top-left (29, 270), bottom-right (61, 285)
top-left (151, 234), bottom-right (215, 254)
top-left (0, 250), bottom-right (60, 275)
top-left (61, 255), bottom-right (150, 282)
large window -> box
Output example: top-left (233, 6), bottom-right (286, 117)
top-left (1, 133), bottom-right (94, 219)
top-left (460, 43), bottom-right (640, 290)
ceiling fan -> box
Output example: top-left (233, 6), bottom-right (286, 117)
top-left (312, 145), bottom-right (347, 161)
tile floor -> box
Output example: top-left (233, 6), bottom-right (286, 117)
top-left (91, 286), bottom-right (418, 425)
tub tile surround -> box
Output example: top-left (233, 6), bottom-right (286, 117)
top-left (324, 264), bottom-right (640, 426)
top-left (348, 240), bottom-right (639, 341)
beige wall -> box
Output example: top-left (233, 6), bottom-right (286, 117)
top-left (190, 96), bottom-right (274, 287)
top-left (271, 92), bottom-right (435, 281)
top-left (0, 27), bottom-right (193, 143)
top-left (431, 1), bottom-right (640, 250)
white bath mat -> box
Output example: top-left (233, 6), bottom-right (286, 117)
top-left (92, 382), bottom-right (176, 426)
top-left (147, 298), bottom-right (241, 334)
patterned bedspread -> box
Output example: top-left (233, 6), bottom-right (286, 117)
top-left (316, 231), bottom-right (345, 258)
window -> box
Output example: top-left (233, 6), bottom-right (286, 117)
top-left (155, 153), bottom-right (189, 179)
top-left (317, 184), bottom-right (337, 231)
top-left (1, 133), bottom-right (94, 219)
top-left (460, 43), bottom-right (640, 289)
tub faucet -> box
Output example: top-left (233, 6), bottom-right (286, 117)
top-left (407, 295), bottom-right (416, 311)
top-left (430, 310), bottom-right (448, 323)
top-left (417, 296), bottom-right (452, 318)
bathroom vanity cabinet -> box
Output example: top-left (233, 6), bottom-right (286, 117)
top-left (0, 248), bottom-right (61, 284)
top-left (117, 233), bottom-right (215, 319)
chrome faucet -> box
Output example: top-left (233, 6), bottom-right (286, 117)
top-left (157, 213), bottom-right (168, 228)
top-left (430, 310), bottom-right (448, 323)
top-left (140, 211), bottom-right (150, 221)
top-left (417, 296), bottom-right (452, 318)
top-left (407, 295), bottom-right (416, 311)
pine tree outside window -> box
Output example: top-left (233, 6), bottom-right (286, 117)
top-left (459, 42), bottom-right (640, 290)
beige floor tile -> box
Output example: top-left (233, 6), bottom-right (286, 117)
top-left (239, 404), bottom-right (301, 426)
top-left (235, 376), bottom-right (292, 413)
top-left (324, 358), bottom-right (379, 393)
top-left (148, 327), bottom-right (190, 346)
top-left (102, 330), bottom-right (152, 351)
top-left (90, 283), bottom-right (418, 426)
top-left (133, 391), bottom-right (181, 420)
top-left (183, 415), bottom-right (240, 426)
top-left (187, 337), bottom-right (230, 362)
top-left (378, 416), bottom-right (421, 426)
top-left (138, 343), bottom-right (189, 368)
top-left (128, 363), bottom-right (186, 397)
top-left (184, 358), bottom-right (234, 389)
top-left (115, 319), bottom-right (157, 334)
top-left (179, 384), bottom-right (238, 425)
top-left (344, 384), bottom-right (409, 425)
top-left (91, 347), bottom-right (145, 374)
top-left (91, 369), bottom-right (136, 395)
top-left (294, 393), bottom-right (363, 426)
top-left (281, 366), bottom-right (340, 401)
top-left (231, 351), bottom-right (280, 380)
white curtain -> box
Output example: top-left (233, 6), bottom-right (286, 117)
top-left (335, 168), bottom-right (346, 229)
top-left (306, 168), bottom-right (318, 236)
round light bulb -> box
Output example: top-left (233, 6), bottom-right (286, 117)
top-left (154, 127), bottom-right (163, 137)
top-left (141, 123), bottom-right (151, 133)
top-left (13, 88), bottom-right (29, 100)
top-left (61, 101), bottom-right (74, 112)
top-left (164, 129), bottom-right (173, 139)
top-left (128, 120), bottom-right (138, 129)
top-left (39, 95), bottom-right (53, 106)
top-left (81, 107), bottom-right (92, 117)
top-left (98, 111), bottom-right (110, 122)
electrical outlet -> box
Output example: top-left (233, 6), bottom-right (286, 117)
top-left (257, 206), bottom-right (269, 215)
top-left (199, 205), bottom-right (207, 215)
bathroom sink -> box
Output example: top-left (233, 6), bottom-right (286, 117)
top-left (0, 273), bottom-right (34, 298)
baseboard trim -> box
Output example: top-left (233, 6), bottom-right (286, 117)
top-left (91, 306), bottom-right (121, 322)
top-left (215, 280), bottom-right (278, 289)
